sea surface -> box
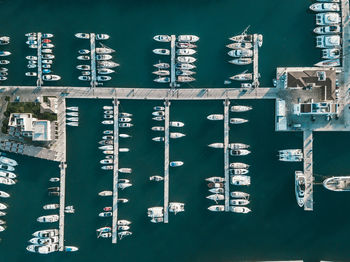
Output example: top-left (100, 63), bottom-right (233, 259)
top-left (0, 0), bottom-right (349, 262)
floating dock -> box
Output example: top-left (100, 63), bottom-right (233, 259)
top-left (252, 34), bottom-right (259, 87)
top-left (90, 33), bottom-right (96, 88)
top-left (112, 99), bottom-right (119, 243)
top-left (223, 99), bottom-right (230, 211)
top-left (37, 32), bottom-right (42, 88)
top-left (163, 100), bottom-right (170, 223)
top-left (303, 130), bottom-right (313, 211)
top-left (170, 35), bottom-right (176, 88)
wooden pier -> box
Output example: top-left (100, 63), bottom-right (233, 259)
top-left (37, 32), bottom-right (43, 88)
top-left (170, 35), bottom-right (176, 88)
top-left (252, 34), bottom-right (259, 87)
top-left (303, 130), bottom-right (313, 211)
top-left (163, 100), bottom-right (170, 223)
top-left (223, 100), bottom-right (230, 211)
top-left (90, 33), bottom-right (96, 88)
top-left (112, 99), bottom-right (120, 243)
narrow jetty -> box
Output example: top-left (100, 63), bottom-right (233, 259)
top-left (90, 33), bottom-right (96, 88)
top-left (252, 34), bottom-right (259, 87)
top-left (37, 32), bottom-right (43, 88)
top-left (170, 35), bottom-right (176, 88)
top-left (163, 100), bottom-right (170, 223)
top-left (112, 99), bottom-right (119, 243)
top-left (223, 100), bottom-right (230, 211)
top-left (303, 130), bottom-right (313, 211)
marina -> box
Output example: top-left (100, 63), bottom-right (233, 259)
top-left (112, 99), bottom-right (119, 243)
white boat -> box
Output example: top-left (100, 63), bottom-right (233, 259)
top-left (103, 106), bottom-right (113, 110)
top-left (279, 149), bottom-right (303, 162)
top-left (310, 3), bottom-right (339, 12)
top-left (228, 49), bottom-right (253, 58)
top-left (67, 117), bottom-right (79, 122)
top-left (29, 236), bottom-right (59, 245)
top-left (0, 36), bottom-right (10, 45)
top-left (209, 188), bottom-right (224, 194)
top-left (208, 143), bottom-right (224, 148)
top-left (177, 56), bottom-right (197, 63)
top-left (153, 63), bottom-right (170, 69)
top-left (323, 176), bottom-right (350, 191)
top-left (153, 49), bottom-right (170, 55)
top-left (170, 132), bottom-right (185, 139)
top-left (77, 55), bottom-right (90, 60)
top-left (230, 105), bottom-right (252, 112)
top-left (154, 77), bottom-right (170, 83)
top-left (0, 225), bottom-right (5, 231)
top-left (97, 76), bottom-right (112, 81)
top-left (152, 126), bottom-right (164, 131)
top-left (152, 116), bottom-right (164, 121)
top-left (67, 112), bottom-right (79, 117)
top-left (118, 231), bottom-right (132, 240)
top-left (0, 211), bottom-right (6, 216)
top-left (32, 229), bottom-right (58, 238)
top-left (230, 118), bottom-right (248, 124)
top-left (229, 34), bottom-right (253, 42)
top-left (230, 191), bottom-right (250, 199)
top-left (230, 149), bottom-right (251, 156)
top-left (177, 48), bottom-right (196, 56)
top-left (176, 42), bottom-right (197, 48)
top-left (98, 232), bottom-right (112, 238)
top-left (206, 194), bottom-right (224, 202)
top-left (118, 220), bottom-right (131, 226)
top-left (42, 33), bottom-right (54, 38)
top-left (230, 73), bottom-right (252, 81)
top-left (99, 211), bottom-right (112, 217)
top-left (78, 49), bottom-right (90, 54)
top-left (0, 164), bottom-right (14, 172)
top-left (75, 33), bottom-right (90, 39)
top-left (98, 61), bottom-right (119, 68)
top-left (118, 183), bottom-right (132, 190)
top-left (205, 177), bottom-right (225, 183)
top-left (177, 35), bottom-right (199, 42)
top-left (37, 215), bottom-right (59, 223)
top-left (119, 168), bottom-right (132, 173)
top-left (26, 55), bottom-right (37, 60)
top-left (99, 145), bottom-right (113, 150)
top-left (120, 112), bottom-right (133, 117)
top-left (230, 199), bottom-right (250, 206)
top-left (101, 165), bottom-right (113, 170)
top-left (208, 182), bottom-right (224, 188)
top-left (295, 171), bottom-right (305, 207)
top-left (226, 42), bottom-right (253, 49)
top-left (316, 12), bottom-right (341, 25)
top-left (228, 143), bottom-right (250, 149)
top-left (207, 114), bottom-right (224, 120)
top-left (119, 148), bottom-right (129, 152)
top-left (170, 121), bottom-right (184, 127)
top-left (43, 204), bottom-right (59, 210)
top-left (230, 162), bottom-right (249, 169)
top-left (65, 246), bottom-right (79, 252)
top-left (26, 244), bottom-right (58, 254)
top-left (96, 54), bottom-right (112, 61)
top-left (96, 47), bottom-right (115, 54)
top-left (169, 202), bottom-right (185, 214)
top-left (42, 43), bottom-right (54, 48)
top-left (0, 191), bottom-right (9, 198)
top-left (152, 111), bottom-right (165, 116)
top-left (67, 122), bottom-right (79, 127)
top-left (49, 177), bottom-right (60, 182)
top-left (153, 35), bottom-right (171, 42)
top-left (152, 70), bottom-right (170, 76)
top-left (0, 171), bottom-right (16, 179)
top-left (313, 25), bottom-right (340, 34)
top-left (98, 68), bottom-right (114, 75)
top-left (67, 106), bottom-right (79, 111)
top-left (314, 59), bottom-right (340, 67)
top-left (76, 65), bottom-right (90, 70)
top-left (152, 137), bottom-right (164, 142)
top-left (42, 49), bottom-right (53, 54)
top-left (0, 203), bottom-right (7, 210)
top-left (150, 175), bottom-right (164, 181)
top-left (96, 227), bottom-right (111, 233)
top-left (99, 191), bottom-right (113, 196)
top-left (229, 58), bottom-right (252, 65)
top-left (208, 205), bottom-right (224, 212)
top-left (230, 175), bottom-right (251, 186)
top-left (0, 60), bottom-right (10, 65)
top-left (322, 48), bottom-right (340, 59)
top-left (96, 34), bottom-right (110, 40)
top-left (0, 76), bottom-right (7, 81)
top-left (176, 70), bottom-right (196, 76)
top-left (42, 75), bottom-right (61, 81)
top-left (100, 159), bottom-right (113, 164)
top-left (316, 35), bottom-right (340, 48)
top-left (170, 161), bottom-right (183, 167)
top-left (230, 206), bottom-right (251, 213)
top-left (178, 76), bottom-right (195, 82)
top-left (102, 120), bottom-right (113, 125)
top-left (176, 63), bottom-right (196, 70)
top-left (25, 72), bottom-right (37, 77)
top-left (0, 51), bottom-right (11, 56)
top-left (229, 168), bottom-right (248, 175)
top-left (119, 123), bottom-right (133, 128)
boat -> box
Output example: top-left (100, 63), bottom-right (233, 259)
top-left (48, 186), bottom-right (60, 192)
top-left (98, 61), bottom-right (119, 68)
top-left (169, 202), bottom-right (185, 214)
top-left (0, 60), bottom-right (10, 65)
top-left (170, 132), bottom-right (185, 139)
top-left (67, 106), bottom-right (79, 111)
top-left (0, 51), bottom-right (11, 56)
top-left (0, 76), bottom-right (7, 81)
top-left (230, 162), bottom-right (249, 169)
top-left (76, 65), bottom-right (90, 70)
top-left (322, 48), bottom-right (340, 59)
top-left (152, 137), bottom-right (164, 142)
top-left (177, 56), bottom-right (197, 63)
top-left (65, 246), bottom-right (79, 252)
top-left (100, 159), bottom-right (113, 164)
top-left (99, 191), bottom-right (113, 196)
top-left (230, 199), bottom-right (250, 206)
top-left (120, 112), bottom-right (133, 117)
top-left (153, 70), bottom-right (170, 76)
top-left (118, 231), bottom-right (132, 240)
top-left (0, 164), bottom-right (14, 172)
top-left (96, 54), bottom-right (113, 61)
top-left (98, 68), bottom-right (114, 75)
top-left (226, 42), bottom-right (253, 49)
top-left (153, 49), bottom-right (170, 55)
top-left (119, 148), bottom-right (129, 152)
top-left (229, 34), bottom-right (253, 42)
top-left (0, 225), bottom-right (5, 232)
top-left (229, 168), bottom-right (249, 175)
top-left (0, 67), bottom-right (8, 72)
top-left (152, 111), bottom-right (165, 117)
top-left (75, 33), bottom-right (90, 39)
top-left (0, 36), bottom-right (10, 45)
top-left (170, 161), bottom-right (183, 167)
top-left (177, 35), bottom-right (200, 42)
top-left (209, 188), bottom-right (224, 194)
top-left (67, 122), bottom-right (79, 127)
top-left (208, 182), bottom-right (224, 188)
top-left (78, 49), bottom-right (90, 55)
top-left (205, 177), bottom-right (225, 183)
top-left (97, 76), bottom-right (112, 81)
top-left (316, 35), bottom-right (341, 48)
top-left (208, 205), bottom-right (224, 212)
top-left (49, 177), bottom-right (60, 182)
top-left (96, 34), bottom-right (110, 40)
top-left (176, 63), bottom-right (196, 70)
top-left (65, 206), bottom-right (75, 214)
top-left (316, 12), bottom-right (341, 25)
top-left (323, 176), bottom-right (350, 191)
top-left (178, 76), bottom-right (195, 82)
top-left (279, 149), bottom-right (303, 162)
top-left (230, 149), bottom-right (251, 156)
top-left (48, 191), bottom-right (60, 196)
top-left (77, 55), bottom-right (90, 60)
top-left (43, 204), bottom-right (59, 210)
top-left (228, 49), bottom-right (253, 58)
top-left (0, 203), bottom-right (7, 210)
top-left (313, 25), bottom-right (340, 34)
top-left (26, 55), bottom-right (37, 60)
top-left (99, 232), bottom-right (112, 238)
top-left (152, 126), bottom-right (164, 131)
top-left (0, 191), bottom-right (9, 198)
top-left (37, 215), bottom-right (59, 223)
top-left (230, 206), bottom-right (251, 213)
top-left (117, 198), bottom-right (128, 203)
top-left (0, 72), bottom-right (7, 77)
top-left (170, 121), bottom-right (184, 127)
top-left (102, 120), bottom-right (113, 125)
top-left (32, 229), bottom-right (58, 238)
top-left (99, 211), bottom-right (112, 217)
top-left (118, 220), bottom-right (131, 226)
top-left (42, 64), bottom-right (51, 69)
top-left (230, 175), bottom-right (251, 186)
top-left (153, 63), bottom-right (170, 69)
top-left (229, 58), bottom-right (252, 65)
top-left (206, 194), bottom-right (224, 202)
top-left (96, 47), bottom-right (115, 54)
top-left (228, 143), bottom-right (250, 149)
top-left (208, 143), bottom-right (224, 149)
top-left (66, 112), bottom-right (79, 117)
top-left (101, 165), bottom-right (113, 170)
top-left (42, 49), bottom-right (53, 54)
top-left (42, 43), bottom-right (54, 48)
top-left (207, 114), bottom-right (224, 121)
top-left (42, 33), bottom-right (54, 38)
top-left (67, 117), bottom-right (79, 122)
top-left (43, 75), bottom-right (61, 81)
top-left (96, 227), bottom-right (111, 233)
top-left (119, 117), bottom-right (132, 122)
top-left (153, 35), bottom-right (171, 42)
top-left (0, 171), bottom-right (16, 179)
top-left (176, 42), bottom-right (197, 48)
top-left (29, 236), bottom-right (59, 245)
top-left (118, 183), bottom-right (132, 190)
top-left (150, 175), bottom-right (164, 181)
top-left (314, 59), bottom-right (340, 67)
top-left (152, 116), bottom-right (164, 121)
top-left (230, 191), bottom-right (250, 199)
top-left (119, 123), bottom-right (133, 128)
top-left (310, 3), bottom-right (339, 12)
top-left (42, 59), bottom-right (54, 64)
top-left (99, 145), bottom-right (113, 150)
top-left (230, 105), bottom-right (252, 112)
top-left (43, 69), bottom-right (52, 74)
top-left (176, 70), bottom-right (196, 76)
top-left (151, 217), bottom-right (164, 223)
top-left (230, 73), bottom-right (252, 81)
top-left (230, 118), bottom-right (248, 124)
top-left (0, 211), bottom-right (6, 216)
top-left (177, 48), bottom-right (196, 56)
top-left (119, 168), bottom-right (132, 173)
top-left (295, 171), bottom-right (305, 207)
top-left (26, 244), bottom-right (58, 254)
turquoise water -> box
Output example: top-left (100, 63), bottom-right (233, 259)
top-left (0, 0), bottom-right (350, 261)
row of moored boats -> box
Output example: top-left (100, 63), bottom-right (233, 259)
top-left (0, 36), bottom-right (10, 81)
top-left (66, 106), bottom-right (79, 126)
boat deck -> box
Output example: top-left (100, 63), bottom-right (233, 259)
top-left (37, 32), bottom-right (43, 88)
top-left (252, 34), bottom-right (259, 87)
top-left (90, 33), bottom-right (96, 88)
top-left (163, 100), bottom-right (170, 223)
top-left (224, 99), bottom-right (230, 211)
top-left (170, 35), bottom-right (176, 88)
top-left (303, 130), bottom-right (313, 211)
top-left (112, 99), bottom-right (119, 243)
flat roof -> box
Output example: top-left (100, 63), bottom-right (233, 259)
top-left (32, 120), bottom-right (51, 141)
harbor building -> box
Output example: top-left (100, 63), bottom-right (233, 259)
top-left (40, 97), bottom-right (58, 114)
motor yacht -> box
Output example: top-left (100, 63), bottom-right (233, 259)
top-left (170, 132), bottom-right (185, 139)
top-left (37, 215), bottom-right (59, 223)
top-left (169, 202), bottom-right (185, 214)
top-left (153, 62), bottom-right (170, 69)
top-left (0, 191), bottom-right (9, 198)
top-left (228, 143), bottom-right (250, 149)
top-left (32, 229), bottom-right (58, 238)
top-left (205, 177), bottom-right (225, 183)
top-left (226, 42), bottom-right (252, 49)
top-left (154, 77), bottom-right (170, 83)
top-left (295, 171), bottom-right (305, 207)
top-left (75, 33), bottom-right (90, 39)
top-left (279, 149), bottom-right (303, 162)
top-left (49, 177), bottom-right (60, 182)
top-left (170, 161), bottom-right (183, 167)
top-left (230, 175), bottom-right (251, 186)
top-left (65, 246), bottom-right (79, 252)
top-left (316, 12), bottom-right (341, 25)
top-left (178, 76), bottom-right (195, 82)
top-left (230, 206), bottom-right (251, 213)
top-left (152, 137), bottom-right (164, 142)
top-left (0, 164), bottom-right (14, 172)
top-left (230, 199), bottom-right (250, 206)
top-left (26, 244), bottom-right (58, 254)
top-left (207, 114), bottom-right (224, 120)
top-left (98, 61), bottom-right (119, 68)
top-left (152, 111), bottom-right (165, 117)
top-left (229, 168), bottom-right (249, 175)
top-left (98, 68), bottom-right (114, 75)
top-left (230, 191), bottom-right (250, 199)
top-left (99, 212), bottom-right (112, 217)
top-left (230, 118), bottom-right (248, 124)
top-left (314, 25), bottom-right (340, 34)
top-left (43, 75), bottom-right (61, 81)
top-left (96, 227), bottom-right (111, 233)
top-left (310, 3), bottom-right (339, 12)
top-left (29, 236), bottom-right (58, 245)
top-left (43, 204), bottom-right (59, 210)
top-left (230, 105), bottom-right (252, 112)
top-left (177, 56), bottom-right (197, 63)
top-left (102, 120), bottom-right (113, 125)
top-left (322, 48), bottom-right (340, 59)
top-left (176, 63), bottom-right (196, 70)
top-left (177, 48), bottom-right (196, 56)
top-left (229, 58), bottom-right (252, 65)
top-left (207, 182), bottom-right (224, 188)
top-left (120, 112), bottom-right (133, 117)
top-left (230, 162), bottom-right (249, 169)
top-left (119, 168), bottom-right (132, 173)
top-left (170, 121), bottom-right (184, 127)
top-left (76, 65), bottom-right (90, 70)
top-left (153, 35), bottom-right (171, 42)
top-left (323, 176), bottom-right (350, 191)
top-left (208, 205), bottom-right (224, 212)
top-left (150, 175), bottom-right (164, 181)
top-left (208, 143), bottom-right (224, 148)
top-left (97, 76), bottom-right (111, 81)
top-left (230, 149), bottom-right (251, 156)
top-left (176, 70), bottom-right (196, 76)
top-left (151, 126), bottom-right (164, 131)
top-left (119, 123), bottom-right (133, 128)
top-left (228, 49), bottom-right (253, 58)
top-left (96, 34), bottom-right (110, 40)
top-left (177, 35), bottom-right (199, 42)
top-left (99, 191), bottom-right (113, 197)
top-left (96, 54), bottom-right (112, 61)
top-left (153, 48), bottom-right (170, 55)
top-left (316, 35), bottom-right (340, 48)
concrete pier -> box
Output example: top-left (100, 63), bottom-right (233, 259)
top-left (303, 130), bottom-right (313, 211)
top-left (252, 34), bottom-right (259, 87)
top-left (90, 33), bottom-right (96, 88)
top-left (224, 99), bottom-right (230, 211)
top-left (170, 35), bottom-right (176, 88)
top-left (112, 99), bottom-right (119, 243)
top-left (163, 100), bottom-right (170, 223)
top-left (37, 32), bottom-right (43, 88)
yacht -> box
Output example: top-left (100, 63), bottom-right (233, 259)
top-left (0, 51), bottom-right (11, 56)
top-left (152, 116), bottom-right (164, 121)
top-left (78, 49), bottom-right (89, 54)
top-left (100, 159), bottom-right (113, 164)
top-left (229, 34), bottom-right (253, 42)
top-left (150, 175), bottom-right (164, 181)
top-left (153, 35), bottom-right (171, 42)
top-left (67, 107), bottom-right (79, 111)
top-left (120, 112), bottom-right (133, 117)
top-left (176, 63), bottom-right (196, 70)
top-left (177, 35), bottom-right (199, 42)
top-left (118, 231), bottom-right (132, 240)
top-left (321, 48), bottom-right (340, 59)
top-left (99, 191), bottom-right (113, 197)
top-left (230, 199), bottom-right (250, 206)
top-left (228, 143), bottom-right (250, 149)
top-left (75, 33), bottom-right (90, 39)
top-left (230, 149), bottom-right (251, 156)
top-left (279, 149), bottom-right (303, 162)
top-left (98, 68), bottom-right (114, 75)
top-left (207, 114), bottom-right (224, 120)
top-left (154, 77), bottom-right (170, 83)
top-left (230, 105), bottom-right (252, 112)
top-left (99, 212), bottom-right (112, 217)
top-left (96, 47), bottom-right (115, 54)
top-left (66, 112), bottom-right (79, 117)
top-left (152, 137), bottom-right (165, 142)
top-left (295, 171), bottom-right (305, 207)
top-left (229, 58), bottom-right (252, 65)
top-left (119, 168), bottom-right (132, 173)
top-left (119, 148), bottom-right (129, 152)
top-left (314, 59), bottom-right (340, 67)
top-left (176, 70), bottom-right (196, 76)
top-left (177, 56), bottom-right (197, 63)
top-left (230, 191), bottom-right (250, 199)
top-left (152, 70), bottom-right (170, 76)
top-left (316, 35), bottom-right (341, 48)
top-left (170, 132), bottom-right (185, 139)
top-left (0, 225), bottom-right (5, 232)
top-left (151, 126), bottom-right (164, 131)
top-left (151, 217), bottom-right (164, 223)
top-left (316, 12), bottom-right (341, 25)
top-left (230, 175), bottom-right (251, 186)
top-left (0, 36), bottom-right (10, 45)
top-left (96, 34), bottom-right (110, 40)
top-left (176, 42), bottom-right (197, 48)
top-left (100, 146), bottom-right (113, 152)
top-left (76, 65), bottom-right (90, 70)
top-left (230, 206), bottom-right (251, 213)
top-left (148, 207), bottom-right (164, 218)
top-left (153, 49), bottom-right (170, 55)
top-left (49, 177), bottom-right (60, 182)
top-left (313, 25), bottom-right (340, 34)
top-left (230, 73), bottom-right (252, 81)
top-left (118, 183), bottom-right (132, 190)
top-left (177, 48), bottom-right (196, 56)
top-left (98, 232), bottom-right (111, 238)
top-left (226, 42), bottom-right (252, 49)
top-left (170, 121), bottom-right (184, 127)
top-left (43, 75), bottom-right (61, 81)
top-left (42, 43), bottom-right (54, 48)
top-left (205, 177), bottom-right (225, 183)
top-left (43, 204), bottom-right (59, 210)
top-left (65, 246), bottom-right (79, 252)
top-left (98, 61), bottom-right (119, 68)
top-left (117, 225), bottom-right (130, 231)
top-left (206, 194), bottom-right (224, 202)
top-left (209, 188), bottom-right (224, 194)
top-left (0, 191), bottom-right (9, 198)
top-left (67, 117), bottom-right (79, 122)
top-left (29, 236), bottom-right (59, 245)
top-left (26, 244), bottom-right (58, 254)
top-left (178, 76), bottom-right (195, 82)
top-left (152, 111), bottom-right (165, 117)
top-left (96, 227), bottom-right (111, 233)
top-left (119, 123), bottom-right (133, 128)
top-left (230, 118), bottom-right (248, 124)
top-left (153, 63), bottom-right (170, 69)
top-left (169, 202), bottom-right (185, 214)
top-left (0, 171), bottom-right (16, 179)
top-left (323, 176), bottom-right (350, 191)
top-left (0, 60), bottom-right (10, 65)
top-left (170, 161), bottom-right (183, 167)
top-left (117, 198), bottom-right (129, 203)
top-left (0, 164), bottom-right (14, 172)
top-left (32, 229), bottom-right (58, 238)
top-left (0, 211), bottom-right (6, 216)
top-left (67, 122), bottom-right (79, 127)
top-left (101, 165), bottom-right (113, 170)
top-left (207, 182), bottom-right (224, 188)
top-left (0, 72), bottom-right (7, 77)
top-left (228, 49), bottom-right (253, 57)
top-left (77, 55), bottom-right (90, 60)
top-left (0, 203), bottom-right (7, 210)
top-left (229, 168), bottom-right (249, 175)
top-left (42, 33), bottom-right (54, 38)
top-left (208, 205), bottom-right (224, 212)
top-left (230, 162), bottom-right (249, 169)
top-left (96, 54), bottom-right (113, 61)
top-left (37, 215), bottom-right (59, 223)
top-left (310, 3), bottom-right (339, 12)
top-left (102, 120), bottom-right (113, 125)
top-left (26, 55), bottom-right (37, 60)
top-left (0, 76), bottom-right (7, 81)
top-left (208, 143), bottom-right (224, 148)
